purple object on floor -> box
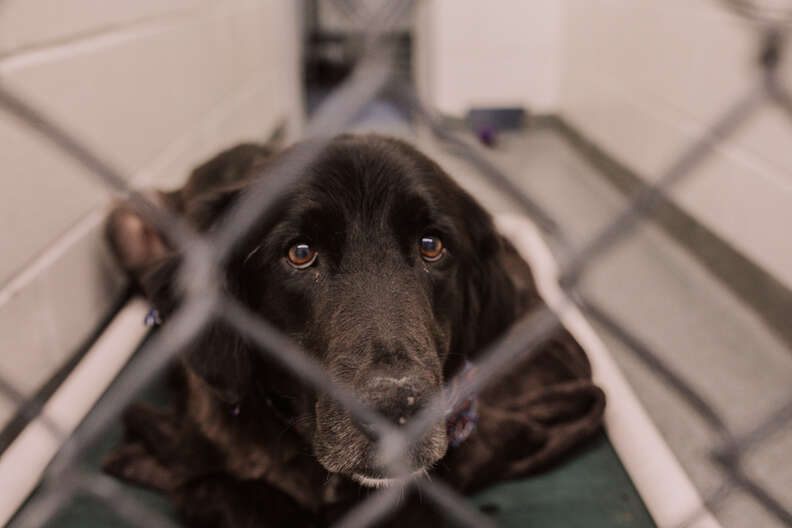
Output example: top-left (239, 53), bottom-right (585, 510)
top-left (468, 107), bottom-right (525, 148)
top-left (477, 126), bottom-right (496, 147)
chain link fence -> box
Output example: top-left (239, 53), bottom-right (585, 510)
top-left (2, 0), bottom-right (792, 526)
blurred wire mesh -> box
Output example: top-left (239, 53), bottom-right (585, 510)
top-left (2, 0), bottom-right (792, 526)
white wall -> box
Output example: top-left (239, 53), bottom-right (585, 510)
top-left (414, 0), bottom-right (562, 115)
top-left (415, 0), bottom-right (792, 291)
top-left (560, 0), bottom-right (792, 289)
top-left (0, 0), bottom-right (303, 428)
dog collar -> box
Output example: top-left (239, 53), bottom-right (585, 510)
top-left (144, 307), bottom-right (162, 327)
top-left (444, 360), bottom-right (479, 448)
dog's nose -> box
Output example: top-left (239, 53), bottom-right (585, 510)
top-left (359, 376), bottom-right (428, 432)
top-left (376, 388), bottom-right (423, 426)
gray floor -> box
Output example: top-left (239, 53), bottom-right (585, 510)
top-left (415, 128), bottom-right (792, 528)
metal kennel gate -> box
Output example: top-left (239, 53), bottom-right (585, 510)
top-left (3, 0), bottom-right (792, 526)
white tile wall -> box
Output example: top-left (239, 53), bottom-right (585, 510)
top-left (0, 117), bottom-right (108, 286)
top-left (0, 271), bottom-right (61, 396)
top-left (0, 0), bottom-right (201, 55)
top-left (0, 1), bottom-right (303, 425)
top-left (0, 211), bottom-right (126, 394)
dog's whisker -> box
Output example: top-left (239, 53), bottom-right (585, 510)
top-left (242, 244), bottom-right (262, 265)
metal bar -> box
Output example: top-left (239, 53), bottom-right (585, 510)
top-left (12, 293), bottom-right (216, 526)
top-left (416, 479), bottom-right (497, 528)
top-left (331, 484), bottom-right (410, 528)
top-left (720, 397), bottom-right (792, 457)
top-left (392, 81), bottom-right (566, 245)
top-left (219, 296), bottom-right (396, 437)
top-left (0, 374), bottom-right (65, 440)
top-left (713, 461), bottom-right (792, 526)
top-left (398, 306), bottom-right (563, 467)
top-left (211, 41), bottom-right (395, 265)
top-left (7, 1), bottom-right (792, 526)
top-left (578, 298), bottom-right (733, 442)
top-left (559, 81), bottom-right (767, 288)
top-left (672, 483), bottom-right (734, 528)
top-left (77, 472), bottom-right (181, 528)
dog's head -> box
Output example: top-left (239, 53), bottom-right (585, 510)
top-left (142, 135), bottom-right (518, 485)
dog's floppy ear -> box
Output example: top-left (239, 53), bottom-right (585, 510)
top-left (137, 184), bottom-right (254, 405)
top-left (139, 257), bottom-right (252, 405)
top-left (136, 155), bottom-right (254, 314)
top-left (456, 192), bottom-right (522, 359)
top-left (131, 144), bottom-right (277, 404)
top-left (107, 141), bottom-right (280, 404)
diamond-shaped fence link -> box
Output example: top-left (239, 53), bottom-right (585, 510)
top-left (1, 0), bottom-right (792, 526)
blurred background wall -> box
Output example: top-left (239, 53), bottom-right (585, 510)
top-left (2, 0), bottom-right (791, 437)
top-left (415, 0), bottom-right (792, 291)
top-left (0, 0), bottom-right (303, 428)
top-left (561, 0), bottom-right (792, 291)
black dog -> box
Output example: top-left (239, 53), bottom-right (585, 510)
top-left (104, 134), bottom-right (605, 526)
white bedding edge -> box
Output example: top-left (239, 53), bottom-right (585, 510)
top-left (496, 213), bottom-right (721, 528)
top-left (0, 298), bottom-right (149, 527)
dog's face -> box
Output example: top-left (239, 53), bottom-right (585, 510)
top-left (145, 135), bottom-right (517, 485)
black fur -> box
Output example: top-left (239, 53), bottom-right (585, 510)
top-left (104, 135), bottom-right (605, 527)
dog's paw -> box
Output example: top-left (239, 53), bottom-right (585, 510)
top-left (102, 440), bottom-right (185, 492)
top-left (120, 403), bottom-right (223, 475)
top-left (105, 191), bottom-right (171, 279)
top-left (121, 404), bottom-right (180, 455)
top-left (498, 380), bottom-right (606, 477)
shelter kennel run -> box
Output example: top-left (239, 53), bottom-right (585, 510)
top-left (1, 1), bottom-right (792, 526)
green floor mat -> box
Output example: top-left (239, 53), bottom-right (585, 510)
top-left (19, 339), bottom-right (656, 527)
top-left (470, 433), bottom-right (655, 527)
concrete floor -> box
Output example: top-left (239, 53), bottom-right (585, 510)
top-left (414, 127), bottom-right (792, 528)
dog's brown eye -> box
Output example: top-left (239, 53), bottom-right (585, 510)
top-left (287, 243), bottom-right (317, 269)
top-left (419, 235), bottom-right (444, 261)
